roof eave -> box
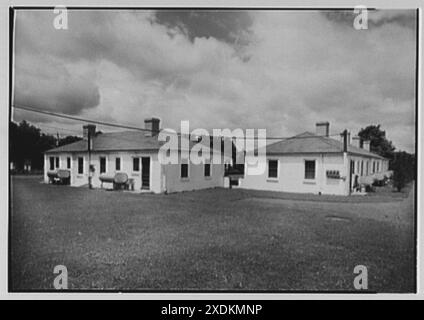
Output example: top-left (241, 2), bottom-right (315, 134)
top-left (45, 148), bottom-right (161, 154)
top-left (264, 151), bottom-right (387, 160)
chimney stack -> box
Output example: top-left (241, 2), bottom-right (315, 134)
top-left (351, 136), bottom-right (361, 148)
top-left (144, 118), bottom-right (160, 137)
top-left (363, 140), bottom-right (371, 151)
top-left (316, 122), bottom-right (329, 137)
top-left (341, 131), bottom-right (351, 145)
top-left (83, 124), bottom-right (96, 140)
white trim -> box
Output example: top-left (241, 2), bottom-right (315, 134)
top-left (77, 156), bottom-right (84, 175)
top-left (115, 156), bottom-right (122, 172)
top-left (66, 156), bottom-right (72, 170)
top-left (132, 156), bottom-right (140, 173)
top-left (141, 156), bottom-right (152, 190)
top-left (99, 155), bottom-right (107, 174)
top-left (49, 156), bottom-right (55, 171)
top-left (204, 160), bottom-right (212, 179)
top-left (267, 158), bottom-right (279, 180)
top-left (303, 158), bottom-right (317, 180)
top-left (180, 160), bottom-right (190, 180)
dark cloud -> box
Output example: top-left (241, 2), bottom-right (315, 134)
top-left (12, 10), bottom-right (416, 152)
top-left (15, 11), bottom-right (118, 63)
top-left (369, 10), bottom-right (416, 29)
top-left (15, 10), bottom-right (245, 86)
top-left (154, 10), bottom-right (253, 46)
top-left (14, 54), bottom-right (100, 118)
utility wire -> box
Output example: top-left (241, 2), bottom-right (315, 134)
top-left (13, 104), bottom-right (345, 140)
top-left (13, 104), bottom-right (153, 133)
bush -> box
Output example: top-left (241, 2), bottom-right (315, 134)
top-left (391, 151), bottom-right (415, 192)
top-left (372, 177), bottom-right (387, 187)
top-left (393, 169), bottom-right (406, 192)
top-left (365, 184), bottom-right (375, 192)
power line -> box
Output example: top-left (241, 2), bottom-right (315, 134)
top-left (12, 103), bottom-right (344, 140)
top-left (13, 104), bottom-right (154, 133)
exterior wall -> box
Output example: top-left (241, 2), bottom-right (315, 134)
top-left (44, 150), bottom-right (226, 193)
top-left (163, 162), bottom-right (225, 193)
top-left (85, 151), bottom-right (162, 193)
top-left (239, 153), bottom-right (349, 195)
top-left (45, 151), bottom-right (163, 193)
top-left (160, 149), bottom-right (228, 193)
top-left (44, 153), bottom-right (73, 184)
top-left (350, 155), bottom-right (390, 187)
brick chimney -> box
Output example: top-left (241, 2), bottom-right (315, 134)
top-left (144, 118), bottom-right (160, 137)
top-left (351, 136), bottom-right (361, 148)
top-left (83, 124), bottom-right (96, 140)
top-left (316, 122), bottom-right (329, 137)
top-left (363, 140), bottom-right (371, 151)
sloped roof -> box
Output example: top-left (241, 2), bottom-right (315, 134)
top-left (45, 130), bottom-right (227, 154)
top-left (46, 131), bottom-right (162, 153)
top-left (265, 132), bottom-right (386, 159)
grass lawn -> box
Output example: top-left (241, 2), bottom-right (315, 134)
top-left (10, 176), bottom-right (415, 292)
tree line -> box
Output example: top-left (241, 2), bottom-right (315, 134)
top-left (9, 120), bottom-right (82, 172)
top-left (358, 124), bottom-right (416, 191)
top-left (10, 121), bottom-right (416, 191)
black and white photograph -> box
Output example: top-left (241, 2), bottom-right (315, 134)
top-left (5, 2), bottom-right (420, 297)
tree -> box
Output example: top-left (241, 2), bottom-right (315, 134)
top-left (391, 151), bottom-right (416, 192)
top-left (358, 124), bottom-right (415, 192)
top-left (10, 120), bottom-right (81, 171)
top-left (9, 120), bottom-right (53, 170)
top-left (358, 125), bottom-right (395, 160)
top-left (58, 135), bottom-right (82, 147)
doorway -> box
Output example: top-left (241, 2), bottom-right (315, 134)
top-left (350, 159), bottom-right (355, 193)
top-left (141, 157), bottom-right (150, 190)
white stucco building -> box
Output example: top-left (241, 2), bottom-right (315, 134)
top-left (44, 118), bottom-right (228, 193)
top-left (239, 122), bottom-right (390, 196)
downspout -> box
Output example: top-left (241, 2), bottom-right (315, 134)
top-left (342, 129), bottom-right (350, 195)
top-left (88, 130), bottom-right (92, 189)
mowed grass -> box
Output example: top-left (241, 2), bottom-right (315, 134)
top-left (10, 176), bottom-right (415, 292)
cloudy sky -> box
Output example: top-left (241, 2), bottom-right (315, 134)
top-left (13, 9), bottom-right (417, 152)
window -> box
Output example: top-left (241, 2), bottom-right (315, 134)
top-left (377, 161), bottom-right (380, 172)
top-left (55, 157), bottom-right (60, 168)
top-left (366, 161), bottom-right (369, 176)
top-left (268, 160), bottom-right (278, 178)
top-left (304, 160), bottom-right (316, 180)
top-left (133, 157), bottom-right (140, 172)
top-left (49, 157), bottom-right (54, 170)
top-left (360, 160), bottom-right (364, 176)
top-left (115, 157), bottom-right (121, 171)
top-left (204, 163), bottom-right (211, 177)
top-left (181, 163), bottom-right (189, 178)
top-left (78, 157), bottom-right (84, 174)
top-left (100, 157), bottom-right (106, 174)
top-left (373, 161), bottom-right (376, 173)
top-left (67, 157), bottom-right (71, 169)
